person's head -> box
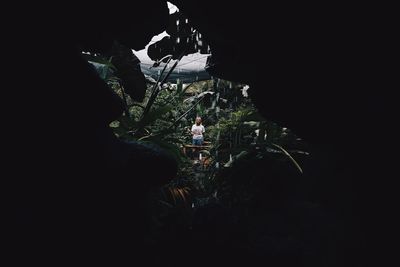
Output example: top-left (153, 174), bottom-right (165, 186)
top-left (195, 116), bottom-right (202, 125)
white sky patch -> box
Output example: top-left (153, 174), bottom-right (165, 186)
top-left (134, 1), bottom-right (209, 75)
top-left (167, 2), bottom-right (179, 14)
top-left (133, 1), bottom-right (179, 58)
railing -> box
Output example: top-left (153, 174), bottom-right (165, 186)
top-left (182, 141), bottom-right (212, 170)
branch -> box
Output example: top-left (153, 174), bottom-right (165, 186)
top-left (271, 143), bottom-right (303, 174)
top-left (134, 52), bottom-right (185, 137)
top-left (169, 95), bottom-right (205, 128)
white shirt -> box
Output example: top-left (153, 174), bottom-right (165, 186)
top-left (191, 124), bottom-right (205, 139)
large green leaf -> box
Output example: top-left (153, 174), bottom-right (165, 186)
top-left (241, 111), bottom-right (265, 122)
top-left (82, 53), bottom-right (116, 68)
top-left (224, 151), bottom-right (249, 167)
top-left (243, 121), bottom-right (260, 128)
top-left (140, 104), bottom-right (174, 127)
top-left (88, 61), bottom-right (116, 80)
top-left (118, 115), bottom-right (137, 129)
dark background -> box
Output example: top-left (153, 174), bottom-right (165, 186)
top-left (5, 1), bottom-right (396, 266)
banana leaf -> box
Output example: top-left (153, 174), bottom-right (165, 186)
top-left (140, 104), bottom-right (174, 128)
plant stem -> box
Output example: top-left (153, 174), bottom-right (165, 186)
top-left (134, 53), bottom-right (185, 137)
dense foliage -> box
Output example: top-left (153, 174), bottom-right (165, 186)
top-left (83, 52), bottom-right (342, 265)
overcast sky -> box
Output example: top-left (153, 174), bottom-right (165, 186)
top-left (134, 2), bottom-right (209, 73)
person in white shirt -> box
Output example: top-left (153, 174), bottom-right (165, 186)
top-left (191, 116), bottom-right (205, 146)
